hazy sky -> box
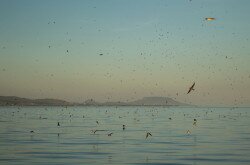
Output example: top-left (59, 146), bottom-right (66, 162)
top-left (0, 0), bottom-right (250, 106)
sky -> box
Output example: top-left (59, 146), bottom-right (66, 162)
top-left (0, 0), bottom-right (250, 106)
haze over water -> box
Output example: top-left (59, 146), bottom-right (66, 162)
top-left (1, 1), bottom-right (250, 164)
top-left (1, 106), bottom-right (250, 165)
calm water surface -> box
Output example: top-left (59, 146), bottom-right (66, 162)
top-left (0, 106), bottom-right (250, 165)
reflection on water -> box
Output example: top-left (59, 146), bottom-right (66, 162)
top-left (0, 106), bottom-right (250, 165)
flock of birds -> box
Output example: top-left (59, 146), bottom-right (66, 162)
top-left (33, 119), bottom-right (198, 140)
top-left (23, 82), bottom-right (199, 138)
top-left (28, 83), bottom-right (198, 138)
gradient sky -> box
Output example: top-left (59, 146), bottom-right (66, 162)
top-left (0, 0), bottom-right (250, 106)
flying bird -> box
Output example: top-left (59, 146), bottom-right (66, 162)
top-left (57, 122), bottom-right (60, 126)
top-left (108, 132), bottom-right (113, 136)
top-left (205, 17), bottom-right (215, 21)
top-left (187, 82), bottom-right (195, 94)
top-left (91, 130), bottom-right (98, 134)
top-left (193, 119), bottom-right (197, 126)
top-left (146, 132), bottom-right (152, 139)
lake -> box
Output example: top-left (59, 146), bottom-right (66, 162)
top-left (0, 106), bottom-right (250, 165)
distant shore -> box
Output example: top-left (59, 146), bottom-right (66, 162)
top-left (0, 96), bottom-right (190, 106)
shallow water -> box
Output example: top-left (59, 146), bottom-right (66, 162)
top-left (0, 106), bottom-right (250, 165)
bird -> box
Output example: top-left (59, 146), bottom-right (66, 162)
top-left (108, 132), bottom-right (113, 136)
top-left (30, 130), bottom-right (34, 133)
top-left (193, 119), bottom-right (197, 125)
top-left (96, 121), bottom-right (99, 124)
top-left (205, 17), bottom-right (215, 21)
top-left (66, 50), bottom-right (69, 53)
top-left (57, 122), bottom-right (60, 126)
top-left (187, 82), bottom-right (195, 94)
top-left (99, 53), bottom-right (103, 56)
top-left (92, 130), bottom-right (98, 134)
top-left (146, 132), bottom-right (152, 139)
top-left (123, 125), bottom-right (125, 130)
top-left (186, 130), bottom-right (191, 134)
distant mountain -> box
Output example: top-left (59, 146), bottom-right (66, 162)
top-left (126, 97), bottom-right (188, 106)
top-left (101, 97), bottom-right (189, 106)
top-left (0, 96), bottom-right (189, 106)
top-left (0, 96), bottom-right (71, 106)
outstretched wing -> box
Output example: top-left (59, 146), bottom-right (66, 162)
top-left (191, 82), bottom-right (195, 89)
top-left (187, 82), bottom-right (195, 94)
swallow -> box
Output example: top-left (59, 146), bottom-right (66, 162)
top-left (193, 119), bottom-right (197, 125)
top-left (57, 122), bottom-right (60, 126)
top-left (108, 132), bottom-right (113, 136)
top-left (146, 132), bottom-right (152, 139)
top-left (30, 130), bottom-right (34, 133)
top-left (91, 130), bottom-right (98, 134)
top-left (187, 82), bottom-right (195, 94)
top-left (99, 53), bottom-right (103, 56)
top-left (205, 17), bottom-right (215, 21)
top-left (123, 125), bottom-right (125, 130)
top-left (96, 121), bottom-right (99, 124)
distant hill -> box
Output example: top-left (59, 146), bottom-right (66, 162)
top-left (101, 97), bottom-right (189, 106)
top-left (0, 96), bottom-right (71, 106)
top-left (125, 97), bottom-right (188, 106)
top-left (0, 96), bottom-right (189, 106)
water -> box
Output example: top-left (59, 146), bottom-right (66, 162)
top-left (0, 106), bottom-right (250, 165)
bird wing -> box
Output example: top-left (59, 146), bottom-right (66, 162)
top-left (206, 17), bottom-right (215, 21)
top-left (191, 82), bottom-right (195, 89)
top-left (187, 82), bottom-right (195, 94)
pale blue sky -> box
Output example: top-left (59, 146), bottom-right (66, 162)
top-left (0, 0), bottom-right (250, 106)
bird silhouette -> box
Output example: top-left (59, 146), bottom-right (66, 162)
top-left (123, 125), bottom-right (125, 130)
top-left (187, 82), bottom-right (195, 94)
top-left (146, 132), bottom-right (152, 139)
top-left (91, 130), bottom-right (98, 134)
top-left (205, 17), bottom-right (215, 21)
top-left (108, 132), bottom-right (113, 136)
top-left (193, 119), bottom-right (197, 125)
top-left (57, 122), bottom-right (60, 126)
